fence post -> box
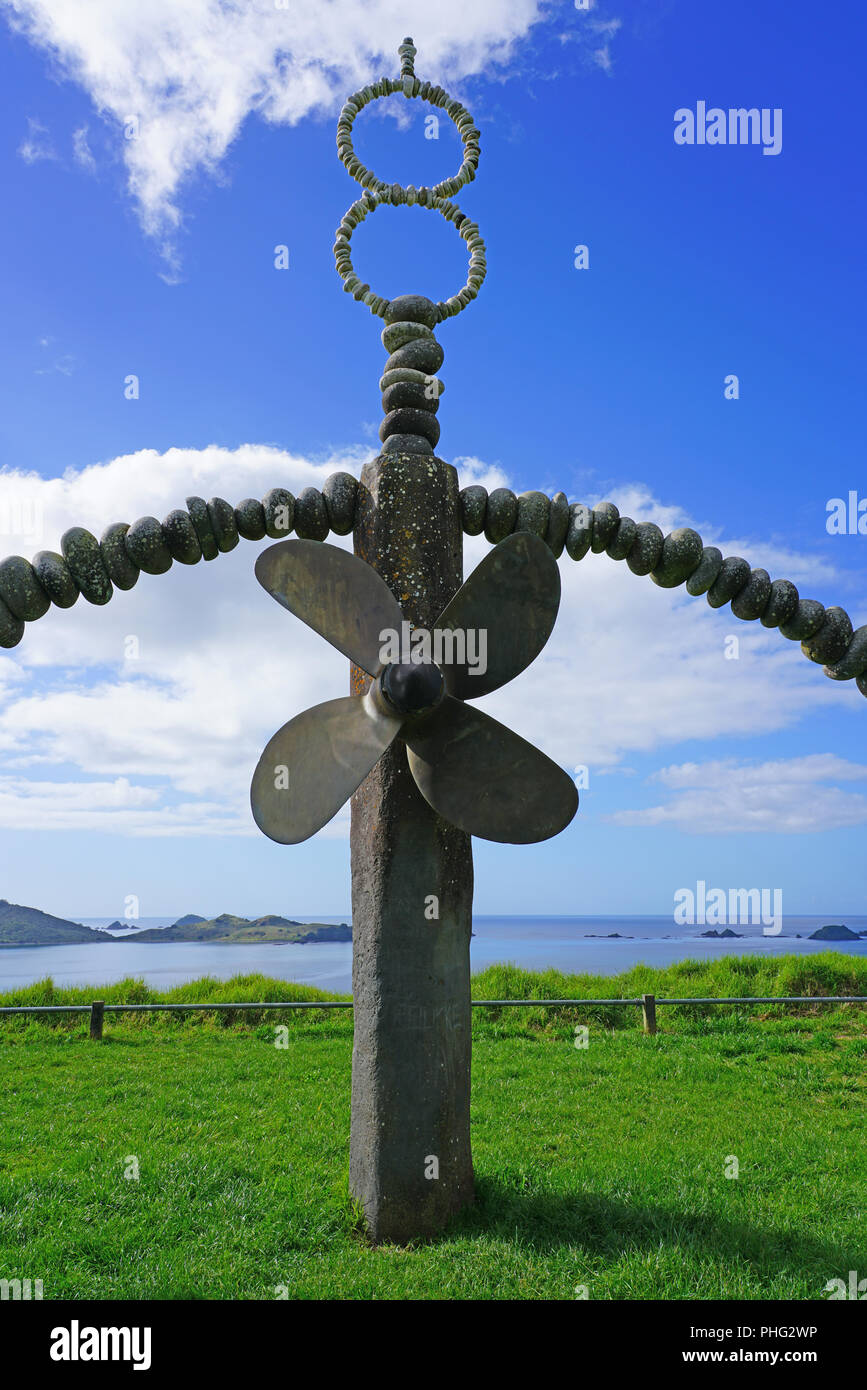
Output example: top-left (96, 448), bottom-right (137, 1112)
top-left (89, 1001), bottom-right (104, 1040)
top-left (641, 993), bottom-right (657, 1035)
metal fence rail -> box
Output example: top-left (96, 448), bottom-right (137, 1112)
top-left (0, 992), bottom-right (865, 1038)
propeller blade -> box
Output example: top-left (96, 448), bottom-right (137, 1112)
top-left (434, 532), bottom-right (561, 699)
top-left (255, 539), bottom-right (403, 677)
top-left (405, 695), bottom-right (578, 843)
top-left (251, 695), bottom-right (401, 844)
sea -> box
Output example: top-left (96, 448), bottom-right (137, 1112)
top-left (1, 915), bottom-right (866, 994)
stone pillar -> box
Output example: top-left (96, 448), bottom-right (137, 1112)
top-left (349, 449), bottom-right (475, 1243)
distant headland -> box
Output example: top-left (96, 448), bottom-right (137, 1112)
top-left (0, 900), bottom-right (351, 947)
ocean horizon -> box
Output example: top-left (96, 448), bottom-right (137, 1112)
top-left (2, 914), bottom-right (865, 994)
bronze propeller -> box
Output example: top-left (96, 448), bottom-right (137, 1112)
top-left (250, 532), bottom-right (579, 845)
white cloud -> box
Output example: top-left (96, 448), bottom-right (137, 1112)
top-left (2, 0), bottom-right (547, 263)
top-left (72, 123), bottom-right (96, 172)
top-left (0, 444), bottom-right (861, 839)
top-left (608, 755), bottom-right (867, 834)
top-left (17, 115), bottom-right (57, 162)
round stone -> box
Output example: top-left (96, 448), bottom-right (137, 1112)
top-left (186, 497), bottom-right (219, 560)
top-left (233, 498), bottom-right (267, 542)
top-left (590, 502), bottom-right (620, 553)
top-left (207, 498), bottom-right (239, 553)
top-left (294, 487), bottom-right (329, 541)
top-left (162, 509), bottom-right (203, 563)
top-left (606, 516), bottom-right (637, 562)
top-left (0, 596), bottom-right (24, 648)
top-left (379, 367), bottom-right (444, 395)
top-left (731, 567), bottom-right (772, 621)
top-left (32, 551), bottom-right (79, 609)
top-left (382, 380), bottom-right (439, 414)
top-left (545, 492), bottom-right (570, 557)
top-left (858, 672), bottom-right (867, 698)
top-left (380, 408), bottom-right (440, 447)
top-left (484, 488), bottom-right (518, 543)
top-left (262, 488), bottom-right (295, 538)
top-left (801, 606), bottom-right (853, 665)
top-left (61, 527), bottom-right (113, 605)
top-left (381, 321), bottom-right (435, 354)
top-left (322, 473), bottom-right (358, 535)
top-left (565, 503), bottom-right (593, 561)
top-left (100, 523), bottom-right (140, 590)
top-left (460, 486), bottom-right (487, 536)
top-left (626, 522), bottom-right (665, 576)
top-left (824, 624), bottom-right (867, 680)
top-left (706, 556), bottom-right (751, 610)
top-left (382, 660), bottom-right (444, 715)
top-left (0, 555), bottom-right (51, 621)
top-left (125, 516), bottom-right (173, 575)
top-left (384, 339), bottom-right (444, 375)
top-left (760, 579), bottom-right (799, 629)
top-left (780, 599), bottom-right (825, 641)
top-left (516, 491), bottom-right (550, 539)
top-left (651, 528), bottom-right (704, 589)
top-left (685, 546), bottom-right (723, 596)
top-left (381, 434), bottom-right (433, 455)
top-left (384, 295), bottom-right (437, 329)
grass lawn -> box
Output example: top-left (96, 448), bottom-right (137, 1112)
top-left (0, 954), bottom-right (865, 1300)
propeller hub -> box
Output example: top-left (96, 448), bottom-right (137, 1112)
top-left (381, 661), bottom-right (444, 716)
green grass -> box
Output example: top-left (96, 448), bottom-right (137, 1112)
top-left (0, 955), bottom-right (865, 1300)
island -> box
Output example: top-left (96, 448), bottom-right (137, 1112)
top-left (0, 899), bottom-right (351, 947)
top-left (807, 924), bottom-right (865, 942)
top-left (699, 929), bottom-right (742, 939)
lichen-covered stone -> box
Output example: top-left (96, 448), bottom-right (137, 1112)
top-left (686, 546), bottom-right (723, 596)
top-left (484, 488), bottom-right (518, 543)
top-left (606, 516), bottom-right (637, 561)
top-left (294, 487), bottom-right (330, 541)
top-left (0, 555), bottom-right (51, 621)
top-left (32, 551), bottom-right (79, 609)
top-left (384, 295), bottom-right (437, 329)
top-left (780, 599), bottom-right (825, 641)
top-left (626, 522), bottom-right (665, 576)
top-left (801, 606), bottom-right (853, 665)
top-left (460, 485), bottom-right (487, 536)
top-left (544, 492), bottom-right (569, 557)
top-left (761, 579), bottom-right (799, 629)
top-left (824, 624), bottom-right (867, 680)
top-left (0, 596), bottom-right (23, 648)
top-left (100, 523), bottom-right (140, 590)
top-left (380, 408), bottom-right (440, 447)
top-left (207, 497), bottom-right (240, 553)
top-left (323, 473), bottom-right (358, 535)
top-left (379, 367), bottom-right (443, 395)
top-left (858, 671), bottom-right (867, 698)
top-left (186, 496), bottom-right (219, 560)
top-left (233, 498), bottom-right (267, 542)
top-left (262, 488), bottom-right (295, 538)
top-left (731, 567), bottom-right (772, 620)
top-left (382, 433), bottom-right (433, 455)
top-left (61, 527), bottom-right (113, 605)
top-left (516, 491), bottom-right (550, 539)
top-left (706, 556), bottom-right (750, 610)
top-left (125, 516), bottom-right (173, 575)
top-left (651, 528), bottom-right (704, 589)
top-left (565, 503), bottom-right (593, 561)
top-left (162, 509), bottom-right (203, 562)
top-left (381, 321), bottom-right (435, 354)
top-left (381, 380), bottom-right (439, 414)
top-left (590, 502), bottom-right (619, 553)
top-left (384, 338), bottom-right (444, 376)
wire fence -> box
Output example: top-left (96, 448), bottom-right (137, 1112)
top-left (1, 992), bottom-right (865, 1038)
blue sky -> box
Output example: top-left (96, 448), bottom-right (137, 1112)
top-left (0, 0), bottom-right (865, 920)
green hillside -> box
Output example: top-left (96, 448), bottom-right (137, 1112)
top-left (124, 913), bottom-right (351, 944)
top-left (0, 899), bottom-right (114, 947)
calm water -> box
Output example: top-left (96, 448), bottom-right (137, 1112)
top-left (2, 915), bottom-right (865, 994)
